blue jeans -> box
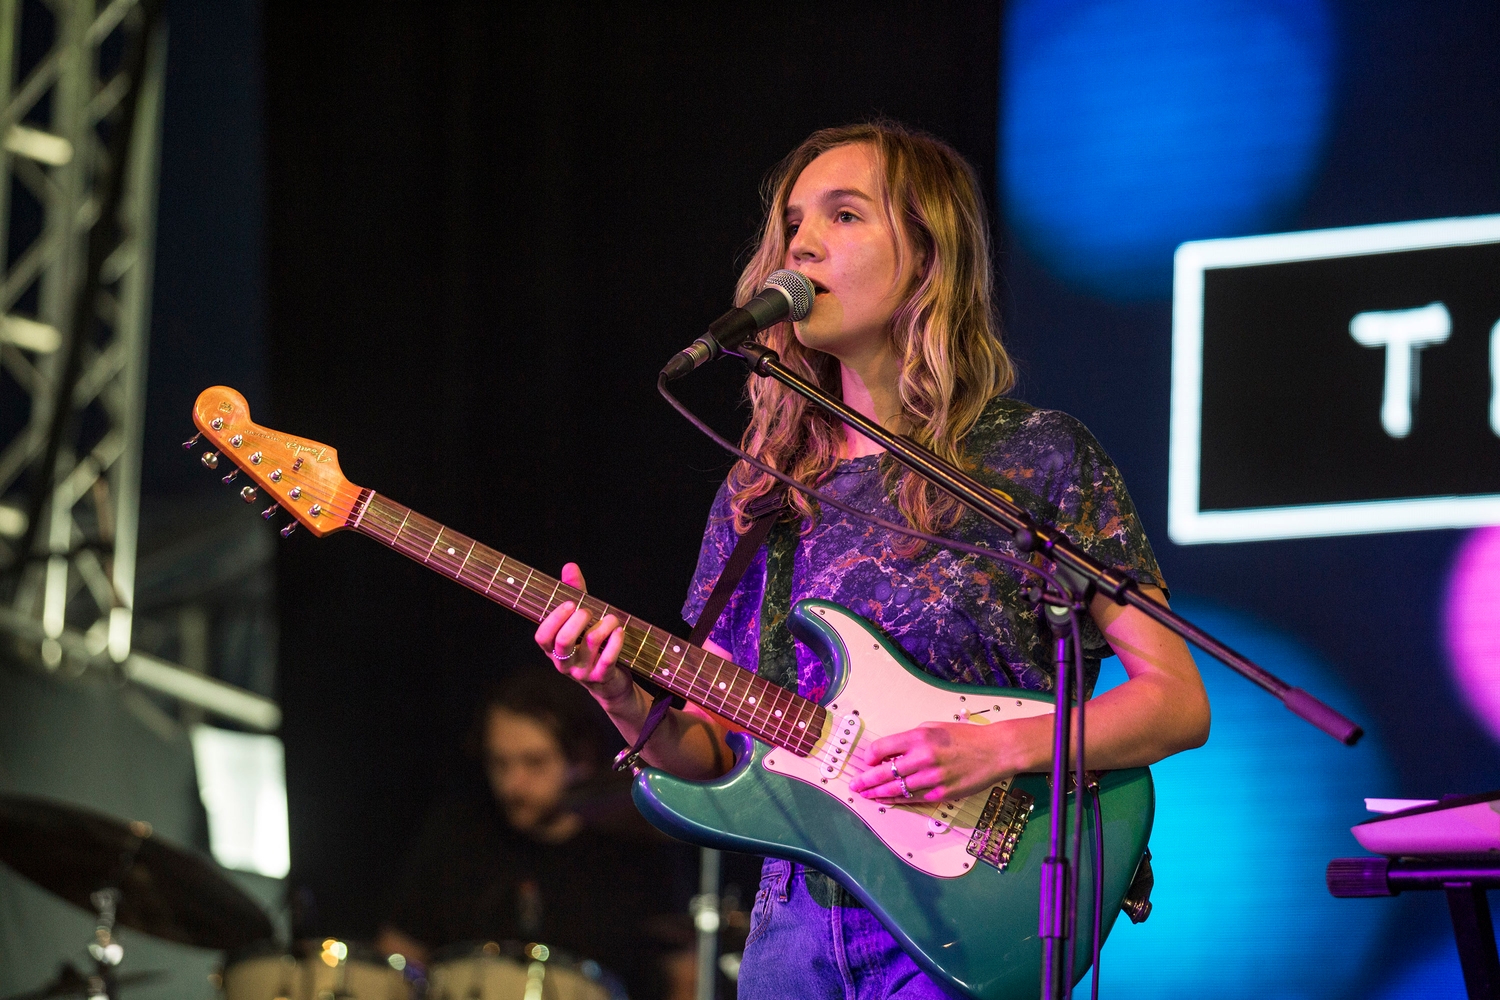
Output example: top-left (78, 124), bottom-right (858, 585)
top-left (736, 860), bottom-right (963, 1000)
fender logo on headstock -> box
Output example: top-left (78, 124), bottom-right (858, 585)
top-left (239, 427), bottom-right (333, 464)
top-left (287, 441), bottom-right (332, 463)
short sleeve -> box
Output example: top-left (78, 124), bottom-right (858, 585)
top-left (1042, 414), bottom-right (1167, 599)
top-left (680, 482), bottom-right (741, 650)
top-left (967, 405), bottom-right (1166, 664)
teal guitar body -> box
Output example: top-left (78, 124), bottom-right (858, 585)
top-left (632, 599), bottom-right (1154, 1000)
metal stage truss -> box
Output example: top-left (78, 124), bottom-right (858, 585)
top-left (0, 0), bottom-right (277, 732)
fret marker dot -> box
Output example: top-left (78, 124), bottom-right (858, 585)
top-left (660, 668), bottom-right (670, 676)
top-left (672, 645), bottom-right (681, 653)
top-left (748, 697), bottom-right (756, 705)
top-left (797, 721), bottom-right (806, 728)
top-left (774, 710), bottom-right (783, 718)
top-left (507, 577), bottom-right (515, 585)
top-left (447, 547), bottom-right (455, 555)
top-left (718, 681), bottom-right (727, 690)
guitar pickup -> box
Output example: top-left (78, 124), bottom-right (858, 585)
top-left (820, 712), bottom-right (863, 780)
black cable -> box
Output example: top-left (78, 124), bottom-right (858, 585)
top-left (1065, 606), bottom-right (1086, 997)
top-left (1090, 786), bottom-right (1105, 1000)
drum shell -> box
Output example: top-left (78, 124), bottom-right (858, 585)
top-left (222, 946), bottom-right (411, 1000)
top-left (426, 952), bottom-right (609, 1000)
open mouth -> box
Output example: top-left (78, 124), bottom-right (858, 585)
top-left (810, 280), bottom-right (829, 295)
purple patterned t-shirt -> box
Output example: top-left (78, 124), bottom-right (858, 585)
top-left (680, 397), bottom-right (1167, 701)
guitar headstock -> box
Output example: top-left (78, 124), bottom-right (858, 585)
top-left (190, 386), bottom-right (363, 538)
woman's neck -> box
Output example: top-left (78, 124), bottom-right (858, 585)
top-left (836, 343), bottom-right (903, 459)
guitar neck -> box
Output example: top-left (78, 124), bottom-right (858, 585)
top-left (348, 490), bottom-right (825, 756)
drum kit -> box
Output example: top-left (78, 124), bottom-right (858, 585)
top-left (0, 795), bottom-right (620, 1000)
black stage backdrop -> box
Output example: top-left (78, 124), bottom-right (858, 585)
top-left (263, 3), bottom-right (1001, 937)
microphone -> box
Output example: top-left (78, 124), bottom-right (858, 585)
top-left (661, 269), bottom-right (815, 379)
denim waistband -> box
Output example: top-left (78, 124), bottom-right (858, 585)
top-left (760, 857), bottom-right (865, 909)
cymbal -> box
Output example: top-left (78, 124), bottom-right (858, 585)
top-left (0, 794), bottom-right (273, 950)
top-left (0, 965), bottom-right (165, 1000)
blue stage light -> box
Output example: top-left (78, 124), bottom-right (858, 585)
top-left (1003, 0), bottom-right (1337, 299)
top-left (1093, 598), bottom-right (1392, 997)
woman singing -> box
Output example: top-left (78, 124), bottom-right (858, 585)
top-left (536, 121), bottom-right (1210, 999)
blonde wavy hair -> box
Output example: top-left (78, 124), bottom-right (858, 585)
top-left (728, 121), bottom-right (1015, 542)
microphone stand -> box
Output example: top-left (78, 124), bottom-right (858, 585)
top-left (728, 342), bottom-right (1363, 999)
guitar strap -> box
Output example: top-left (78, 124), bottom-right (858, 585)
top-left (613, 487), bottom-right (789, 772)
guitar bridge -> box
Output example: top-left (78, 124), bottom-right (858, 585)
top-left (967, 784), bottom-right (1034, 872)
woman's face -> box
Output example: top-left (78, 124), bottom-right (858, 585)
top-left (784, 143), bottom-right (909, 362)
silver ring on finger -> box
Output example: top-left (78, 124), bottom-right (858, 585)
top-left (897, 775), bottom-right (912, 799)
top-left (550, 644), bottom-right (578, 662)
top-left (889, 758), bottom-right (903, 779)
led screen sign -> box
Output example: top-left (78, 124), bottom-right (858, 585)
top-left (1170, 214), bottom-right (1500, 543)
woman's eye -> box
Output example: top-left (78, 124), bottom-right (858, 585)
top-left (837, 210), bottom-right (858, 223)
top-left (786, 221), bottom-right (800, 235)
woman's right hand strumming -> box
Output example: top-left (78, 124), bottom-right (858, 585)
top-left (534, 561), bottom-right (736, 781)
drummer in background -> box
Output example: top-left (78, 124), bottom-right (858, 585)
top-left (377, 668), bottom-right (686, 997)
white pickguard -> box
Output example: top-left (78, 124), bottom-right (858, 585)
top-left (761, 604), bottom-right (1056, 878)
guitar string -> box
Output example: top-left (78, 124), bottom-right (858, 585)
top-left (229, 459), bottom-right (836, 740)
top-left (220, 455), bottom-right (1010, 822)
top-left (218, 448), bottom-right (1011, 817)
top-left (217, 454), bottom-right (995, 824)
top-left (253, 464), bottom-right (849, 759)
top-left (218, 456), bottom-right (1004, 826)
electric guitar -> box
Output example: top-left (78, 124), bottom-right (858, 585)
top-left (190, 386), bottom-right (1154, 1000)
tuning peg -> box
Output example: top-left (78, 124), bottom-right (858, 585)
top-left (200, 451), bottom-right (219, 469)
top-left (240, 486), bottom-right (258, 503)
top-left (222, 469), bottom-right (238, 484)
top-left (182, 432), bottom-right (202, 451)
top-left (261, 503), bottom-right (280, 520)
top-left (280, 522), bottom-right (297, 538)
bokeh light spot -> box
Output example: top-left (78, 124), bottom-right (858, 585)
top-left (1093, 598), bottom-right (1390, 997)
top-left (1003, 0), bottom-right (1336, 298)
top-left (1443, 525), bottom-right (1500, 745)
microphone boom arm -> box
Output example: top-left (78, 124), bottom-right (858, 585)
top-left (732, 342), bottom-right (1363, 747)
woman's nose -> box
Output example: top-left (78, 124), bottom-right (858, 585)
top-left (789, 222), bottom-right (823, 261)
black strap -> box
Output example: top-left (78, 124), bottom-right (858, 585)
top-left (613, 489), bottom-right (788, 772)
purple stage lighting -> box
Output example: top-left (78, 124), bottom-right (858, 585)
top-left (1443, 526), bottom-right (1500, 745)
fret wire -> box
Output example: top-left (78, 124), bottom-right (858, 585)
top-left (355, 496), bottom-right (834, 755)
top-left (455, 539), bottom-right (476, 579)
top-left (696, 655), bottom-right (722, 709)
top-left (755, 678), bottom-right (785, 735)
top-left (701, 654), bottom-right (729, 714)
top-left (734, 674), bottom-right (761, 727)
top-left (687, 650), bottom-right (717, 704)
top-left (543, 577), bottom-right (565, 618)
top-left (773, 686), bottom-right (796, 744)
top-left (484, 556), bottom-right (505, 604)
top-left (702, 657), bottom-right (729, 712)
top-left (679, 647), bottom-right (709, 707)
top-left (359, 498), bottom-right (392, 542)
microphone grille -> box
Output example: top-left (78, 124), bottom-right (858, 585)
top-left (764, 269), bottom-right (815, 322)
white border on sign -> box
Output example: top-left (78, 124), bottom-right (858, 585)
top-left (1169, 213), bottom-right (1500, 544)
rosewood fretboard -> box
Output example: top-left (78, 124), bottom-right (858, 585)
top-left (348, 489), bottom-right (825, 756)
